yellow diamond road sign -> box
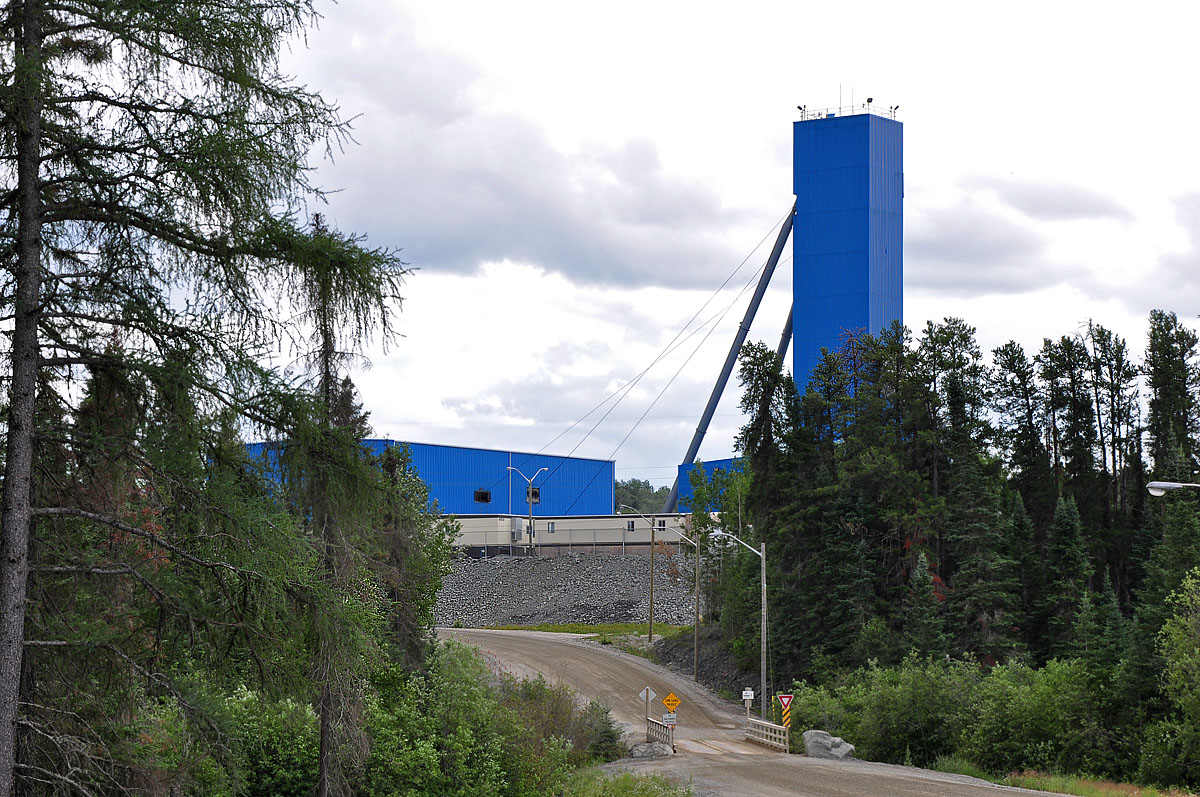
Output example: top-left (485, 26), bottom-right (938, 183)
top-left (662, 692), bottom-right (680, 712)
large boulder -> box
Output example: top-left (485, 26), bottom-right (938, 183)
top-left (627, 741), bottom-right (674, 758)
top-left (802, 729), bottom-right (856, 759)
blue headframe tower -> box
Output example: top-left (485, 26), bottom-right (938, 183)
top-left (662, 107), bottom-right (903, 513)
top-left (792, 111), bottom-right (903, 384)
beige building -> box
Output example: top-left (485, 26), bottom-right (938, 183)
top-left (453, 513), bottom-right (691, 557)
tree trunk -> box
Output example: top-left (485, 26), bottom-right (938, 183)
top-left (0, 5), bottom-right (44, 793)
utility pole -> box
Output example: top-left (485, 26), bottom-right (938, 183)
top-left (620, 505), bottom-right (659, 643)
top-left (508, 466), bottom-right (547, 556)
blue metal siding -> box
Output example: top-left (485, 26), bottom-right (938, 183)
top-left (792, 113), bottom-right (903, 384)
top-left (247, 440), bottom-right (615, 517)
top-left (362, 441), bottom-right (614, 517)
top-left (675, 458), bottom-right (744, 512)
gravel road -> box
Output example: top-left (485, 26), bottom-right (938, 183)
top-left (439, 628), bottom-right (1064, 797)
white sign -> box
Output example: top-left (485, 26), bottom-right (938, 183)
top-left (639, 687), bottom-right (656, 703)
top-left (662, 712), bottom-right (677, 726)
top-left (741, 689), bottom-right (754, 701)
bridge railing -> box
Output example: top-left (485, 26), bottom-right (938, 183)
top-left (745, 717), bottom-right (789, 752)
top-left (646, 716), bottom-right (675, 752)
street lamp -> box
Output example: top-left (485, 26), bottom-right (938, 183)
top-left (711, 529), bottom-right (767, 720)
top-left (1147, 480), bottom-right (1200, 496)
top-left (620, 505), bottom-right (658, 642)
top-left (508, 466), bottom-right (547, 554)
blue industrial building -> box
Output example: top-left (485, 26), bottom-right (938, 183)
top-left (675, 457), bottom-right (744, 512)
top-left (247, 439), bottom-right (615, 517)
top-left (792, 111), bottom-right (903, 384)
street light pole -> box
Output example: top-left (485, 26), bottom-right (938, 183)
top-left (508, 466), bottom-right (547, 555)
top-left (620, 505), bottom-right (659, 643)
top-left (1147, 480), bottom-right (1200, 496)
top-left (713, 530), bottom-right (767, 719)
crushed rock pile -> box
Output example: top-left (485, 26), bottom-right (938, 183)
top-left (435, 553), bottom-right (702, 627)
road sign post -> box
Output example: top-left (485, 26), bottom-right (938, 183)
top-left (639, 686), bottom-right (656, 722)
top-left (779, 693), bottom-right (793, 728)
top-left (742, 688), bottom-right (754, 721)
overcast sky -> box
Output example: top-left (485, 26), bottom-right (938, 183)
top-left (284, 0), bottom-right (1200, 488)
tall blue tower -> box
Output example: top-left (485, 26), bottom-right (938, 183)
top-left (792, 111), bottom-right (903, 384)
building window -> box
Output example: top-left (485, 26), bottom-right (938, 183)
top-left (657, 519), bottom-right (666, 529)
top-left (626, 520), bottom-right (635, 532)
top-left (474, 489), bottom-right (491, 503)
top-left (546, 522), bottom-right (556, 534)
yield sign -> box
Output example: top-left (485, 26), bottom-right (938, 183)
top-left (662, 692), bottom-right (681, 712)
top-left (778, 694), bottom-right (794, 711)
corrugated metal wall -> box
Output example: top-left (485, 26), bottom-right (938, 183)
top-left (675, 457), bottom-right (744, 512)
top-left (792, 113), bottom-right (903, 384)
top-left (363, 440), bottom-right (614, 517)
top-left (246, 440), bottom-right (615, 517)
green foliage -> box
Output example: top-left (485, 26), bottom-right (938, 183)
top-left (960, 659), bottom-right (1118, 777)
top-left (223, 689), bottom-right (320, 797)
top-left (562, 770), bottom-right (692, 797)
top-left (356, 641), bottom-right (623, 796)
top-left (615, 479), bottom-right (670, 515)
top-left (789, 656), bottom-right (979, 767)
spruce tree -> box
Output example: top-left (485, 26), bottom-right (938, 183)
top-left (904, 551), bottom-right (948, 659)
top-left (1039, 496), bottom-right (1092, 660)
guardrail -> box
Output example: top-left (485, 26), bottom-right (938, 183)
top-left (745, 717), bottom-right (789, 752)
top-left (646, 716), bottom-right (675, 752)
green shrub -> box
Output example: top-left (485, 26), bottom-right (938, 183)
top-left (957, 658), bottom-right (1116, 777)
top-left (1136, 720), bottom-right (1200, 789)
top-left (788, 655), bottom-right (977, 766)
top-left (851, 656), bottom-right (978, 767)
top-left (223, 688), bottom-right (319, 797)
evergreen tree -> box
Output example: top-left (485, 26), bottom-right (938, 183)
top-left (0, 2), bottom-right (381, 790)
top-left (903, 551), bottom-right (948, 659)
top-left (1144, 309), bottom-right (1199, 475)
top-left (1003, 493), bottom-right (1041, 650)
top-left (1039, 496), bottom-right (1093, 660)
top-left (992, 341), bottom-right (1057, 531)
top-left (944, 374), bottom-right (1020, 664)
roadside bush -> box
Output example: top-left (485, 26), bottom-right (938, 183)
top-left (357, 641), bottom-right (627, 795)
top-left (851, 656), bottom-right (978, 767)
top-left (1137, 720), bottom-right (1200, 789)
top-left (223, 689), bottom-right (319, 797)
top-left (957, 658), bottom-right (1115, 777)
top-left (495, 675), bottom-right (627, 767)
top-left (358, 641), bottom-right (570, 796)
top-left (788, 655), bottom-right (977, 766)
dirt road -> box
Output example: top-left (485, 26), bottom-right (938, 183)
top-left (439, 628), bottom-right (1060, 797)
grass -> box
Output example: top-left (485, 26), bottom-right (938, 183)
top-left (998, 772), bottom-right (1195, 797)
top-left (931, 758), bottom-right (1195, 797)
top-left (563, 769), bottom-right (692, 796)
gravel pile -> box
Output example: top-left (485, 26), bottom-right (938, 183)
top-left (435, 553), bottom-right (703, 627)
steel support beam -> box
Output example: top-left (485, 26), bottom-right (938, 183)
top-left (662, 200), bottom-right (795, 513)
